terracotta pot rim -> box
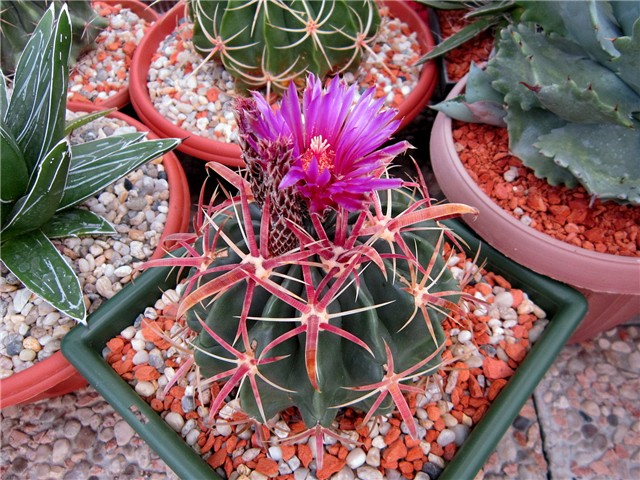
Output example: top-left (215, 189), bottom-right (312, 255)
top-left (0, 103), bottom-right (191, 409)
top-left (129, 0), bottom-right (439, 164)
top-left (429, 76), bottom-right (640, 295)
top-left (71, 0), bottom-right (160, 110)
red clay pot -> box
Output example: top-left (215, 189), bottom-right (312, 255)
top-left (429, 78), bottom-right (640, 343)
top-left (67, 0), bottom-right (160, 110)
top-left (129, 0), bottom-right (439, 165)
top-left (0, 104), bottom-right (191, 409)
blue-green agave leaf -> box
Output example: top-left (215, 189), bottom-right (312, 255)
top-left (489, 24), bottom-right (638, 115)
top-left (431, 63), bottom-right (506, 126)
top-left (505, 104), bottom-right (577, 187)
top-left (41, 208), bottom-right (116, 238)
top-left (536, 123), bottom-right (640, 205)
top-left (7, 3), bottom-right (71, 172)
top-left (565, 0), bottom-right (620, 63)
top-left (59, 135), bottom-right (180, 210)
top-left (0, 229), bottom-right (86, 323)
top-left (529, 79), bottom-right (640, 127)
top-left (611, 1), bottom-right (640, 37)
top-left (466, 62), bottom-right (505, 104)
top-left (431, 96), bottom-right (506, 126)
top-left (515, 1), bottom-right (568, 35)
top-left (609, 18), bottom-right (640, 96)
top-left (1, 138), bottom-right (71, 237)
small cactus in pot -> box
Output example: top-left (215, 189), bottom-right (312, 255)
top-left (431, 0), bottom-right (640, 205)
top-left (0, 0), bottom-right (108, 74)
top-left (143, 73), bottom-right (477, 463)
top-left (186, 0), bottom-right (380, 94)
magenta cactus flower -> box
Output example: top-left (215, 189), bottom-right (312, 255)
top-left (144, 74), bottom-right (478, 467)
top-left (237, 74), bottom-right (409, 216)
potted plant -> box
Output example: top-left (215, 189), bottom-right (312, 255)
top-left (0, 4), bottom-right (188, 408)
top-left (418, 0), bottom-right (508, 98)
top-left (63, 73), bottom-right (587, 479)
top-left (129, 0), bottom-right (439, 165)
top-left (429, 1), bottom-right (640, 341)
top-left (0, 0), bottom-right (159, 110)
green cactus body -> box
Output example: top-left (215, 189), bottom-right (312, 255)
top-left (184, 194), bottom-right (455, 431)
top-left (187, 0), bottom-right (380, 92)
top-left (0, 0), bottom-right (107, 74)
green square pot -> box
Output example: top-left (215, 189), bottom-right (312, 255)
top-left (62, 220), bottom-right (587, 480)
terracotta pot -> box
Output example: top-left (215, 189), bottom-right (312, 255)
top-left (429, 78), bottom-right (640, 343)
top-left (129, 0), bottom-right (439, 165)
top-left (0, 104), bottom-right (191, 409)
top-left (68, 0), bottom-right (160, 110)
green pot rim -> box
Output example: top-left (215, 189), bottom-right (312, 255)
top-left (62, 219), bottom-right (587, 479)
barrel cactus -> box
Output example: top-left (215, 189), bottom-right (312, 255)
top-left (432, 0), bottom-right (640, 205)
top-left (0, 0), bottom-right (107, 74)
top-left (144, 74), bottom-right (477, 462)
top-left (187, 0), bottom-right (380, 94)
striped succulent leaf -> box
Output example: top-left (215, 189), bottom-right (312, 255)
top-left (0, 4), bottom-right (180, 323)
top-left (59, 133), bottom-right (180, 210)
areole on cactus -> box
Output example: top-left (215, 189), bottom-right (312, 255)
top-left (186, 0), bottom-right (380, 94)
top-left (144, 75), bottom-right (477, 464)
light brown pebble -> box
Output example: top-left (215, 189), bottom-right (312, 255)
top-left (23, 336), bottom-right (42, 352)
top-left (18, 349), bottom-right (36, 362)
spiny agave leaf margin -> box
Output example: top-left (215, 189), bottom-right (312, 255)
top-left (0, 229), bottom-right (86, 324)
top-left (58, 135), bottom-right (181, 210)
top-left (7, 3), bottom-right (71, 172)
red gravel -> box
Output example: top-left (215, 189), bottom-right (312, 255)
top-left (436, 10), bottom-right (494, 82)
top-left (453, 121), bottom-right (640, 257)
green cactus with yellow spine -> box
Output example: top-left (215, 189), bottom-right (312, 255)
top-left (187, 0), bottom-right (380, 93)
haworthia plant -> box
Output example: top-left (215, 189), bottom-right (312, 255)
top-left (431, 0), bottom-right (640, 205)
top-left (0, 4), bottom-right (180, 324)
top-left (187, 0), bottom-right (380, 93)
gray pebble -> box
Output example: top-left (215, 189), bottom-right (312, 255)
top-left (134, 381), bottom-right (156, 398)
top-left (114, 420), bottom-right (136, 446)
top-left (345, 447), bottom-right (366, 469)
top-left (5, 334), bottom-right (24, 356)
top-left (52, 438), bottom-right (71, 464)
top-left (181, 394), bottom-right (196, 413)
top-left (436, 428), bottom-right (456, 446)
top-left (165, 412), bottom-right (185, 432)
top-left (452, 423), bottom-right (471, 446)
top-left (356, 466), bottom-right (384, 480)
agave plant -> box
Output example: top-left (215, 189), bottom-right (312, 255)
top-left (143, 74), bottom-right (477, 464)
top-left (0, 0), bottom-right (107, 74)
top-left (432, 0), bottom-right (640, 205)
top-left (416, 0), bottom-right (523, 63)
top-left (186, 0), bottom-right (380, 94)
top-left (0, 4), bottom-right (180, 324)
